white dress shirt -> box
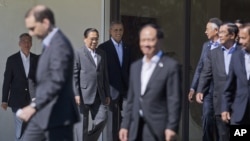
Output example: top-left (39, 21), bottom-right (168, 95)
top-left (244, 50), bottom-right (250, 80)
top-left (87, 48), bottom-right (97, 66)
top-left (20, 51), bottom-right (30, 77)
top-left (111, 38), bottom-right (123, 66)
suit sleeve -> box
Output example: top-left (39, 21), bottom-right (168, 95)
top-left (73, 50), bottom-right (81, 96)
top-left (166, 63), bottom-right (182, 132)
top-left (2, 57), bottom-right (12, 103)
top-left (197, 49), bottom-right (212, 94)
top-left (120, 63), bottom-right (135, 129)
top-left (34, 42), bottom-right (74, 110)
top-left (221, 54), bottom-right (236, 112)
top-left (190, 43), bottom-right (208, 91)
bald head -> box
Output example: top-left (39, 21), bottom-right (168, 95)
top-left (25, 5), bottom-right (55, 26)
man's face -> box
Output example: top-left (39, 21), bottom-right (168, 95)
top-left (205, 22), bottom-right (218, 40)
top-left (19, 36), bottom-right (32, 52)
top-left (84, 31), bottom-right (99, 50)
top-left (239, 28), bottom-right (250, 49)
top-left (139, 26), bottom-right (159, 59)
top-left (218, 25), bottom-right (235, 45)
top-left (25, 16), bottom-right (49, 40)
top-left (110, 24), bottom-right (124, 43)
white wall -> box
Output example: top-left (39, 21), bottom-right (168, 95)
top-left (0, 0), bottom-right (109, 140)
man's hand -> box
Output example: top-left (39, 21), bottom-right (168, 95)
top-left (165, 129), bottom-right (177, 141)
top-left (188, 89), bottom-right (195, 102)
top-left (105, 97), bottom-right (110, 106)
top-left (75, 96), bottom-right (81, 106)
top-left (1, 102), bottom-right (8, 110)
top-left (196, 93), bottom-right (204, 104)
top-left (17, 105), bottom-right (36, 122)
top-left (119, 128), bottom-right (128, 141)
top-left (221, 111), bottom-right (231, 123)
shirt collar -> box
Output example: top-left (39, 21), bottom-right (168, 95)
top-left (111, 37), bottom-right (122, 46)
top-left (221, 42), bottom-right (237, 54)
top-left (87, 47), bottom-right (95, 54)
top-left (20, 50), bottom-right (30, 59)
top-left (43, 27), bottom-right (59, 47)
top-left (142, 50), bottom-right (163, 64)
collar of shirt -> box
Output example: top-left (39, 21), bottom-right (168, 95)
top-left (210, 39), bottom-right (220, 50)
top-left (221, 43), bottom-right (237, 54)
top-left (142, 50), bottom-right (163, 64)
top-left (43, 27), bottom-right (59, 47)
top-left (87, 47), bottom-right (96, 55)
top-left (20, 50), bottom-right (30, 60)
top-left (111, 37), bottom-right (123, 46)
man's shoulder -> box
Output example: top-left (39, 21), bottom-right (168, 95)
top-left (98, 39), bottom-right (112, 48)
top-left (7, 52), bottom-right (19, 60)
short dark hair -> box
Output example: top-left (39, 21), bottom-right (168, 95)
top-left (235, 19), bottom-right (244, 24)
top-left (208, 17), bottom-right (222, 28)
top-left (25, 5), bottom-right (55, 25)
top-left (19, 33), bottom-right (31, 40)
top-left (139, 23), bottom-right (164, 39)
top-left (83, 28), bottom-right (99, 38)
top-left (240, 23), bottom-right (250, 35)
top-left (110, 21), bottom-right (123, 28)
top-left (221, 22), bottom-right (239, 38)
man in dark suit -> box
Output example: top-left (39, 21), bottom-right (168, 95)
top-left (17, 5), bottom-right (79, 141)
top-left (197, 23), bottom-right (241, 141)
top-left (98, 21), bottom-right (131, 141)
top-left (188, 18), bottom-right (222, 141)
top-left (74, 28), bottom-right (110, 141)
top-left (119, 24), bottom-right (182, 141)
top-left (1, 33), bottom-right (38, 141)
top-left (221, 23), bottom-right (250, 125)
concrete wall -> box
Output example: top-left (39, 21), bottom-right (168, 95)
top-left (0, 0), bottom-right (109, 140)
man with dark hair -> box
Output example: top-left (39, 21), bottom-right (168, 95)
top-left (188, 17), bottom-right (222, 141)
top-left (98, 21), bottom-right (132, 141)
top-left (119, 24), bottom-right (182, 141)
top-left (197, 22), bottom-right (241, 141)
top-left (74, 28), bottom-right (110, 141)
top-left (17, 5), bottom-right (79, 141)
top-left (1, 33), bottom-right (38, 141)
top-left (221, 23), bottom-right (250, 125)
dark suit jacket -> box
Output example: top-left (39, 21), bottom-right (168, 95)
top-left (31, 29), bottom-right (79, 130)
top-left (197, 45), bottom-right (241, 115)
top-left (98, 39), bottom-right (131, 101)
top-left (222, 49), bottom-right (250, 124)
top-left (121, 54), bottom-right (182, 141)
top-left (2, 52), bottom-right (38, 108)
top-left (73, 45), bottom-right (110, 105)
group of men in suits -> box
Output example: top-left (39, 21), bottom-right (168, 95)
top-left (189, 17), bottom-right (250, 141)
top-left (1, 4), bottom-right (183, 141)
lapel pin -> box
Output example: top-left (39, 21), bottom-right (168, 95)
top-left (159, 62), bottom-right (163, 67)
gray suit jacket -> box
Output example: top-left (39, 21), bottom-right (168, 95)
top-left (121, 53), bottom-right (182, 141)
top-left (74, 45), bottom-right (110, 105)
top-left (31, 29), bottom-right (79, 130)
top-left (197, 45), bottom-right (241, 115)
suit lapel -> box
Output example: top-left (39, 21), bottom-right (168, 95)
top-left (109, 40), bottom-right (121, 67)
top-left (17, 52), bottom-right (27, 78)
top-left (143, 56), bottom-right (164, 96)
top-left (136, 61), bottom-right (142, 96)
top-left (216, 47), bottom-right (227, 74)
top-left (239, 50), bottom-right (248, 81)
top-left (96, 49), bottom-right (101, 69)
top-left (83, 46), bottom-right (96, 67)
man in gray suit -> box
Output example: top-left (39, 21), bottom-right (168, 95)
top-left (17, 5), bottom-right (79, 141)
top-left (197, 23), bottom-right (241, 141)
top-left (119, 24), bottom-right (182, 141)
top-left (74, 28), bottom-right (110, 141)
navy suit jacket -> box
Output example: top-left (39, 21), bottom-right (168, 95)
top-left (121, 54), bottom-right (182, 141)
top-left (222, 49), bottom-right (250, 124)
top-left (197, 45), bottom-right (241, 115)
top-left (2, 52), bottom-right (39, 108)
top-left (30, 29), bottom-right (79, 130)
top-left (98, 39), bottom-right (131, 101)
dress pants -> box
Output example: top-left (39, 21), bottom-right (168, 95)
top-left (215, 115), bottom-right (230, 141)
top-left (12, 107), bottom-right (26, 141)
top-left (202, 93), bottom-right (217, 141)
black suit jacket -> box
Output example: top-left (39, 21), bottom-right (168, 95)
top-left (98, 39), bottom-right (131, 101)
top-left (74, 45), bottom-right (110, 105)
top-left (31, 29), bottom-right (79, 130)
top-left (121, 54), bottom-right (182, 141)
top-left (197, 45), bottom-right (241, 115)
top-left (222, 49), bottom-right (250, 124)
top-left (2, 52), bottom-right (39, 108)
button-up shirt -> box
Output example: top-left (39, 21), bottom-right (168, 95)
top-left (111, 38), bottom-right (123, 66)
top-left (20, 51), bottom-right (30, 77)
